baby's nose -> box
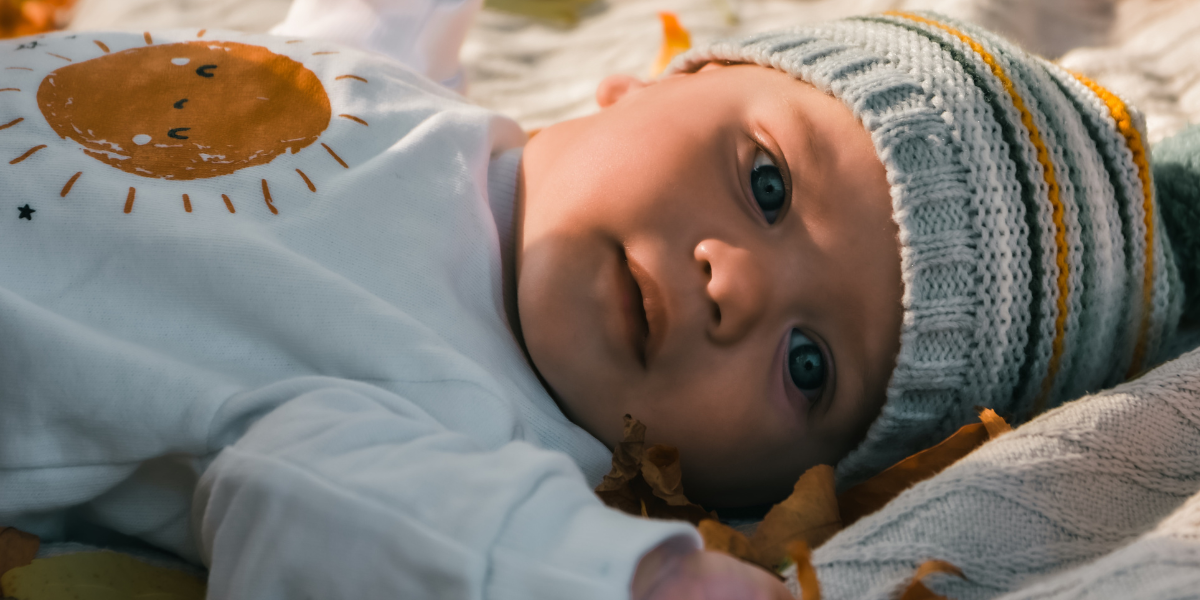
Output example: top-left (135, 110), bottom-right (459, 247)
top-left (694, 239), bottom-right (768, 345)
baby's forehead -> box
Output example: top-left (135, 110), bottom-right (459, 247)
top-left (678, 60), bottom-right (823, 92)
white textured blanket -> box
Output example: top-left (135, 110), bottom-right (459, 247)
top-left (798, 346), bottom-right (1200, 599)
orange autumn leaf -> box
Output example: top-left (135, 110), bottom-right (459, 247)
top-left (0, 0), bottom-right (75, 39)
top-left (698, 466), bottom-right (839, 572)
top-left (750, 465), bottom-right (841, 569)
top-left (837, 409), bottom-right (1011, 527)
top-left (978, 407), bottom-right (1013, 437)
top-left (787, 540), bottom-right (821, 600)
top-left (898, 560), bottom-right (965, 600)
top-left (649, 12), bottom-right (691, 78)
top-left (597, 410), bottom-right (1000, 597)
top-left (0, 527), bottom-right (39, 583)
top-left (698, 520), bottom-right (766, 567)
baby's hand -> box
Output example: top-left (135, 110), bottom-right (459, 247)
top-left (633, 546), bottom-right (793, 600)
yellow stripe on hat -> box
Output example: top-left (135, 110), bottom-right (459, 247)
top-left (1071, 72), bottom-right (1155, 378)
top-left (886, 11), bottom-right (1070, 411)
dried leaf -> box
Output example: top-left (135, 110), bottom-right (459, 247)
top-left (838, 408), bottom-right (1012, 527)
top-left (595, 416), bottom-right (714, 525)
top-left (898, 560), bottom-right (965, 600)
top-left (603, 414), bottom-right (646, 486)
top-left (787, 541), bottom-right (821, 600)
top-left (596, 409), bottom-right (1005, 592)
top-left (978, 408), bottom-right (1013, 438)
top-left (649, 12), bottom-right (692, 77)
top-left (639, 445), bottom-right (716, 524)
top-left (595, 415), bottom-right (649, 517)
top-left (642, 445), bottom-right (687, 504)
top-left (2, 550), bottom-right (205, 600)
top-left (0, 527), bottom-right (38, 584)
top-left (0, 0), bottom-right (74, 39)
top-left (750, 465), bottom-right (841, 569)
top-left (698, 519), bottom-right (764, 566)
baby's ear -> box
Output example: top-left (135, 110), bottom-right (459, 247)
top-left (595, 74), bottom-right (651, 108)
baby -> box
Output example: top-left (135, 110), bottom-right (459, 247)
top-left (0, 0), bottom-right (1186, 598)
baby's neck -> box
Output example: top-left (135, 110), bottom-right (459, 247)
top-left (486, 147), bottom-right (527, 358)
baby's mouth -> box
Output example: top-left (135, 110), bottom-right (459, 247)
top-left (618, 248), bottom-right (650, 367)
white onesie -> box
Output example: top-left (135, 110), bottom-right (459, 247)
top-left (0, 2), bottom-right (700, 597)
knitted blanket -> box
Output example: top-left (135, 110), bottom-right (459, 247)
top-left (801, 345), bottom-right (1200, 599)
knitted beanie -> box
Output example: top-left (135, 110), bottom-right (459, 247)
top-left (666, 11), bottom-right (1185, 489)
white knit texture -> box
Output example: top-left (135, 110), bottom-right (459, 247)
top-left (799, 346), bottom-right (1200, 599)
top-left (993, 492), bottom-right (1200, 599)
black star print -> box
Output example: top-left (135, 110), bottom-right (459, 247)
top-left (16, 41), bottom-right (39, 50)
top-left (17, 204), bottom-right (34, 220)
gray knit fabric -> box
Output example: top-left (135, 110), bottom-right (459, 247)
top-left (667, 12), bottom-right (1184, 489)
top-left (780, 345), bottom-right (1200, 599)
top-left (992, 491), bottom-right (1200, 600)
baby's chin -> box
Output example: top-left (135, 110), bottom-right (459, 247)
top-left (681, 458), bottom-right (811, 509)
top-left (639, 420), bottom-right (827, 509)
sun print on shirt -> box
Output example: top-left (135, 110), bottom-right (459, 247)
top-left (3, 30), bottom-right (371, 216)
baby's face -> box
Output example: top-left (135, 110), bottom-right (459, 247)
top-left (516, 64), bottom-right (903, 506)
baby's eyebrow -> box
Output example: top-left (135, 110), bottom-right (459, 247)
top-left (780, 93), bottom-right (822, 179)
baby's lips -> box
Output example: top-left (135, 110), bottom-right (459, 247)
top-left (626, 253), bottom-right (668, 366)
top-left (616, 249), bottom-right (650, 366)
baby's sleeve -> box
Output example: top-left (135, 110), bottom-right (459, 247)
top-left (193, 383), bottom-right (701, 599)
top-left (269, 0), bottom-right (478, 91)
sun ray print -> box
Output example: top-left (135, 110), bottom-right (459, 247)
top-left (0, 88), bottom-right (19, 92)
top-left (94, 40), bottom-right (110, 53)
top-left (196, 29), bottom-right (206, 38)
top-left (296, 169), bottom-right (316, 192)
top-left (10, 145), bottom-right (46, 164)
top-left (261, 179), bottom-right (278, 214)
top-left (313, 51), bottom-right (338, 56)
top-left (0, 118), bottom-right (23, 131)
top-left (182, 194), bottom-right (192, 212)
top-left (222, 194), bottom-right (236, 213)
top-left (338, 114), bottom-right (368, 126)
top-left (45, 53), bottom-right (71, 62)
top-left (335, 75), bottom-right (367, 82)
top-left (60, 172), bottom-right (82, 197)
top-left (5, 67), bottom-right (33, 71)
top-left (124, 187), bottom-right (136, 213)
top-left (144, 32), bottom-right (153, 45)
top-left (322, 143), bottom-right (348, 169)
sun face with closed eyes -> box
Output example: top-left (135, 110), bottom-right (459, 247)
top-left (37, 40), bottom-right (331, 180)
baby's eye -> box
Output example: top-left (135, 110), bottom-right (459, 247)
top-left (750, 150), bottom-right (787, 224)
top-left (787, 329), bottom-right (826, 399)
